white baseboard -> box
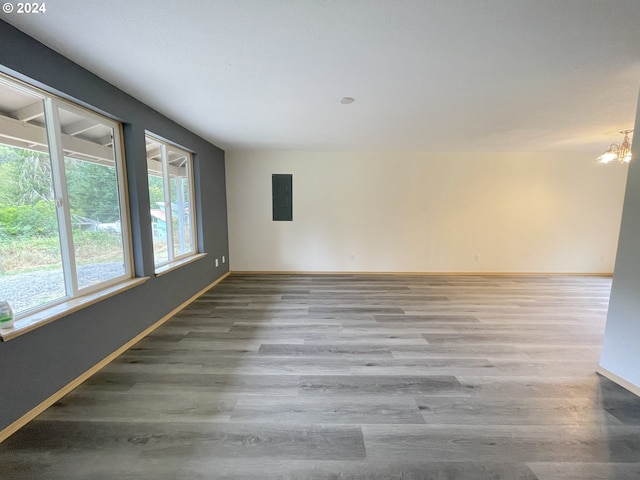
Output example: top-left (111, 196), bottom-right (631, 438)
top-left (597, 366), bottom-right (640, 397)
top-left (231, 270), bottom-right (613, 277)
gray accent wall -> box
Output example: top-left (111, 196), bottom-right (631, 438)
top-left (0, 21), bottom-right (229, 430)
top-left (599, 89), bottom-right (640, 390)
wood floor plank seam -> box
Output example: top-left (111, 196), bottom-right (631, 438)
top-left (1, 273), bottom-right (639, 480)
top-left (0, 272), bottom-right (230, 445)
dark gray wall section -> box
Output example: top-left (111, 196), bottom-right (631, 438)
top-left (599, 89), bottom-right (640, 390)
top-left (0, 21), bottom-right (229, 430)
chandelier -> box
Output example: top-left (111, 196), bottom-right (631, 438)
top-left (596, 129), bottom-right (633, 164)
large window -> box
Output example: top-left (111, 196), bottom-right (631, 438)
top-left (145, 134), bottom-right (197, 270)
top-left (0, 74), bottom-right (132, 317)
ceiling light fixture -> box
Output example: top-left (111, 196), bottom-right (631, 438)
top-left (596, 129), bottom-right (634, 164)
top-left (339, 97), bottom-right (355, 104)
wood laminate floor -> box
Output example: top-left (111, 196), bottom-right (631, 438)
top-left (1, 274), bottom-right (640, 479)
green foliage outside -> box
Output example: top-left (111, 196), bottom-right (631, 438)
top-left (65, 158), bottom-right (120, 222)
top-left (0, 201), bottom-right (58, 238)
top-left (0, 144), bottom-right (123, 275)
top-left (0, 146), bottom-right (53, 206)
top-left (148, 175), bottom-right (164, 207)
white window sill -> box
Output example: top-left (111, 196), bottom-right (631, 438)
top-left (0, 277), bottom-right (150, 342)
top-left (154, 253), bottom-right (207, 277)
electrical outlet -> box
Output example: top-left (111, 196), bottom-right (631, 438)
top-left (474, 254), bottom-right (480, 262)
top-left (215, 258), bottom-right (219, 267)
top-left (348, 254), bottom-right (355, 261)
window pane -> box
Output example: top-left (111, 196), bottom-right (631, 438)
top-left (168, 147), bottom-right (194, 258)
top-left (0, 81), bottom-right (66, 313)
top-left (146, 138), bottom-right (169, 266)
top-left (146, 135), bottom-right (196, 269)
top-left (58, 106), bottom-right (127, 291)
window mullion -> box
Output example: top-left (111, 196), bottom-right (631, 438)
top-left (187, 159), bottom-right (197, 253)
top-left (112, 125), bottom-right (133, 278)
top-left (44, 98), bottom-right (78, 296)
top-left (161, 144), bottom-right (175, 262)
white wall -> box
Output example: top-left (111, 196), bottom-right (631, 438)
top-left (599, 93), bottom-right (640, 393)
top-left (226, 151), bottom-right (627, 273)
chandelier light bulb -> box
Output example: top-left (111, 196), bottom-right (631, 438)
top-left (596, 130), bottom-right (633, 164)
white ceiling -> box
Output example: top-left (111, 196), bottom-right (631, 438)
top-left (5, 0), bottom-right (640, 153)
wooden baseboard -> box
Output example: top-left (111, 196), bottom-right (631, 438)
top-left (0, 271), bottom-right (230, 444)
top-left (596, 366), bottom-right (640, 397)
top-left (231, 270), bottom-right (613, 277)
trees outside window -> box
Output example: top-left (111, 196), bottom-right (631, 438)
top-left (0, 74), bottom-right (132, 315)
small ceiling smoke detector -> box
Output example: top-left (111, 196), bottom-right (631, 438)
top-left (339, 97), bottom-right (355, 104)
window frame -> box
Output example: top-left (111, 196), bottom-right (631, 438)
top-left (49, 100), bottom-right (134, 297)
top-left (0, 72), bottom-right (135, 332)
top-left (145, 132), bottom-right (198, 272)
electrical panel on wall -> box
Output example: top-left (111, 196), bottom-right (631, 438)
top-left (272, 174), bottom-right (293, 221)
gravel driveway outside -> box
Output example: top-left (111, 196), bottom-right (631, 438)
top-left (0, 262), bottom-right (125, 313)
